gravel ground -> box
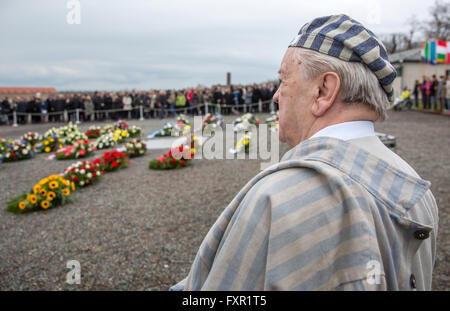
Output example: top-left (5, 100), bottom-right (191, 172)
top-left (0, 111), bottom-right (448, 290)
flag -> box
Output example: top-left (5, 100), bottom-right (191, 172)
top-left (437, 40), bottom-right (447, 63)
top-left (447, 41), bottom-right (450, 64)
top-left (429, 40), bottom-right (437, 64)
top-left (421, 42), bottom-right (426, 61)
top-left (421, 41), bottom-right (429, 63)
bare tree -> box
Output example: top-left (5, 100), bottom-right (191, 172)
top-left (380, 33), bottom-right (409, 54)
top-left (421, 0), bottom-right (450, 40)
top-left (405, 15), bottom-right (421, 49)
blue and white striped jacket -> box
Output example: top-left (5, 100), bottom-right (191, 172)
top-left (171, 137), bottom-right (438, 290)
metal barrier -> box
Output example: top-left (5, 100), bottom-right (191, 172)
top-left (1, 100), bottom-right (276, 127)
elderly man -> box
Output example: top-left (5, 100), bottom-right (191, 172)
top-left (171, 14), bottom-right (438, 291)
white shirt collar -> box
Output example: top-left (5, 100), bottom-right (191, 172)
top-left (309, 121), bottom-right (375, 141)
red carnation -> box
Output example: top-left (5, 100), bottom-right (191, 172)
top-left (73, 176), bottom-right (78, 182)
top-left (93, 173), bottom-right (97, 178)
top-left (111, 161), bottom-right (118, 168)
top-left (80, 149), bottom-right (86, 156)
top-left (180, 160), bottom-right (185, 166)
top-left (171, 158), bottom-right (177, 163)
top-left (179, 145), bottom-right (183, 152)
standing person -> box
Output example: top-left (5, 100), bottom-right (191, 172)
top-left (157, 90), bottom-right (168, 119)
top-left (150, 91), bottom-right (158, 118)
top-left (143, 91), bottom-right (151, 118)
top-left (171, 14), bottom-right (438, 291)
top-left (27, 97), bottom-right (41, 124)
top-left (420, 77), bottom-right (428, 110)
top-left (260, 83), bottom-right (269, 112)
top-left (223, 87), bottom-right (234, 115)
top-left (47, 95), bottom-right (55, 122)
top-left (79, 94), bottom-right (86, 122)
top-left (93, 92), bottom-right (102, 121)
top-left (186, 89), bottom-right (193, 115)
top-left (430, 75), bottom-right (438, 111)
top-left (167, 89), bottom-right (176, 118)
top-left (232, 87), bottom-right (241, 113)
top-left (212, 86), bottom-right (223, 114)
top-left (245, 86), bottom-right (253, 113)
top-left (413, 80), bottom-right (420, 109)
top-left (437, 76), bottom-right (445, 113)
top-left (16, 97), bottom-right (27, 124)
top-left (202, 88), bottom-right (211, 115)
top-left (191, 89), bottom-right (200, 116)
top-left (446, 76), bottom-right (450, 111)
top-left (54, 94), bottom-right (65, 122)
top-left (84, 95), bottom-right (94, 121)
top-left (8, 97), bottom-right (16, 125)
top-left (0, 97), bottom-right (9, 125)
top-left (111, 93), bottom-right (121, 120)
top-left (122, 92), bottom-right (132, 119)
top-left (104, 93), bottom-right (113, 120)
top-left (175, 90), bottom-right (186, 115)
top-left (39, 97), bottom-right (48, 123)
top-left (65, 94), bottom-right (73, 122)
top-left (252, 84), bottom-right (261, 113)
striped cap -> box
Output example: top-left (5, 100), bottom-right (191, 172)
top-left (289, 14), bottom-right (396, 100)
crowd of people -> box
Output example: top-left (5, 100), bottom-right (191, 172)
top-left (411, 75), bottom-right (450, 111)
top-left (0, 83), bottom-right (278, 125)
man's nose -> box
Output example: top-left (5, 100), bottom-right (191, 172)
top-left (273, 88), bottom-right (280, 104)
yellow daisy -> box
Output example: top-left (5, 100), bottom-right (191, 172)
top-left (44, 147), bottom-right (50, 153)
top-left (47, 191), bottom-right (56, 201)
top-left (41, 200), bottom-right (50, 209)
top-left (62, 188), bottom-right (70, 196)
top-left (43, 140), bottom-right (49, 146)
top-left (49, 181), bottom-right (59, 189)
top-left (33, 184), bottom-right (41, 195)
top-left (39, 178), bottom-right (49, 186)
top-left (18, 201), bottom-right (26, 210)
top-left (71, 182), bottom-right (76, 191)
top-left (29, 194), bottom-right (38, 204)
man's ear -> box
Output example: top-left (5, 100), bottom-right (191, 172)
top-left (311, 72), bottom-right (340, 117)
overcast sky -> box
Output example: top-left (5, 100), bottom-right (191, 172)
top-left (0, 0), bottom-right (431, 91)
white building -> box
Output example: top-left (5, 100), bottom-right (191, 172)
top-left (389, 48), bottom-right (449, 98)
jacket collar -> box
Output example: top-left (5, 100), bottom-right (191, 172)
top-left (281, 137), bottom-right (431, 215)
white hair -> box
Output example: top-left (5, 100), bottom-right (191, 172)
top-left (294, 48), bottom-right (389, 120)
